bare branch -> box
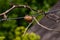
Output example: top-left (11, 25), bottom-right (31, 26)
top-left (33, 17), bottom-right (54, 31)
top-left (0, 4), bottom-right (42, 16)
top-left (23, 20), bottom-right (34, 36)
top-left (0, 4), bottom-right (38, 19)
top-left (0, 5), bottom-right (16, 16)
top-left (0, 4), bottom-right (60, 19)
top-left (0, 5), bottom-right (16, 19)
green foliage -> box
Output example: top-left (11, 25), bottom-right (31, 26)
top-left (22, 33), bottom-right (40, 40)
top-left (15, 26), bottom-right (25, 36)
top-left (13, 26), bottom-right (40, 40)
top-left (0, 36), bottom-right (5, 40)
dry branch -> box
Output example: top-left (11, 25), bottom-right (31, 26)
top-left (0, 4), bottom-right (40, 19)
top-left (33, 17), bottom-right (54, 31)
top-left (33, 17), bottom-right (60, 32)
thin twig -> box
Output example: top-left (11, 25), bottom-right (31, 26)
top-left (0, 4), bottom-right (39, 20)
top-left (33, 17), bottom-right (60, 32)
top-left (0, 5), bottom-right (16, 16)
top-left (23, 20), bottom-right (34, 36)
top-left (33, 17), bottom-right (54, 31)
top-left (0, 4), bottom-right (60, 18)
top-left (0, 5), bottom-right (37, 16)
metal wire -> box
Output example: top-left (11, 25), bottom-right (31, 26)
top-left (0, 17), bottom-right (24, 21)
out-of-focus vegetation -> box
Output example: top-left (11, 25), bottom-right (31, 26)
top-left (13, 26), bottom-right (40, 40)
top-left (0, 0), bottom-right (57, 40)
top-left (0, 26), bottom-right (40, 40)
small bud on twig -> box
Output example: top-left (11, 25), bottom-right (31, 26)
top-left (24, 15), bottom-right (33, 22)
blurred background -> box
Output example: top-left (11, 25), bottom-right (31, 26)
top-left (0, 0), bottom-right (57, 40)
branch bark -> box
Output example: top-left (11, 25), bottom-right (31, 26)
top-left (0, 4), bottom-right (39, 19)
